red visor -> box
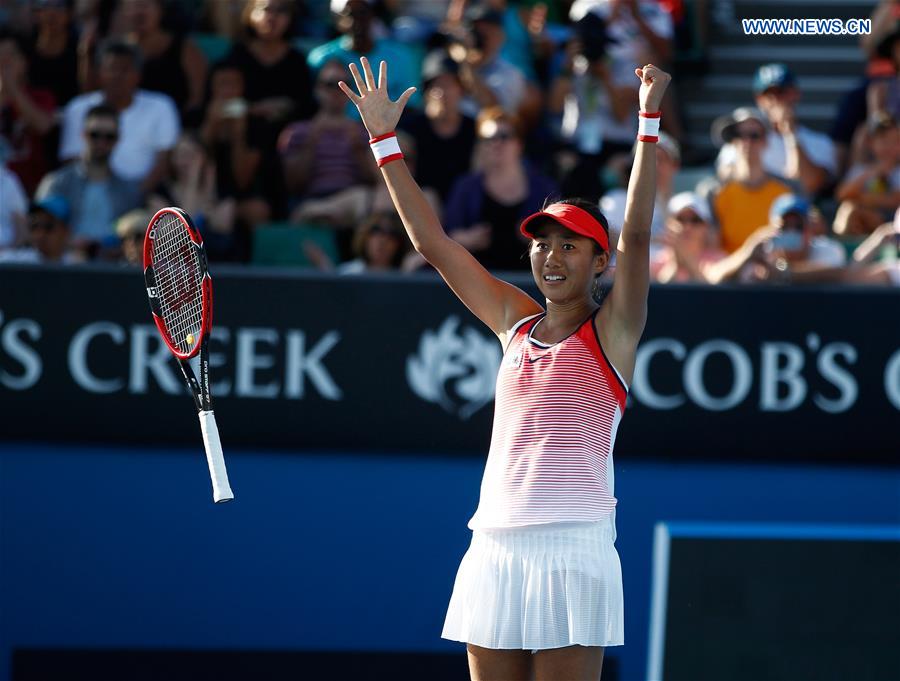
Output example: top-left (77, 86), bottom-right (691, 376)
top-left (520, 203), bottom-right (609, 252)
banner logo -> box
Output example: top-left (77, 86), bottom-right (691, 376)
top-left (406, 316), bottom-right (501, 419)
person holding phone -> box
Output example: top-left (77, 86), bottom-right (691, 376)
top-left (701, 194), bottom-right (845, 284)
top-left (339, 54), bottom-right (670, 681)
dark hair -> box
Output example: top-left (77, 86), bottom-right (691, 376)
top-left (355, 212), bottom-right (410, 268)
top-left (527, 196), bottom-right (611, 301)
top-left (0, 28), bottom-right (27, 55)
top-left (541, 196), bottom-right (611, 255)
top-left (241, 0), bottom-right (297, 41)
top-left (85, 103), bottom-right (119, 124)
top-left (96, 39), bottom-right (143, 71)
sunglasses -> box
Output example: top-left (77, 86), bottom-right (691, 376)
top-left (780, 215), bottom-right (805, 232)
top-left (732, 129), bottom-right (764, 141)
top-left (673, 213), bottom-right (705, 225)
top-left (29, 219), bottom-right (58, 232)
top-left (87, 130), bottom-right (117, 141)
top-left (370, 224), bottom-right (400, 236)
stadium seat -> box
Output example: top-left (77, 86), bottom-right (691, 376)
top-left (251, 222), bottom-right (340, 268)
top-left (191, 33), bottom-right (233, 64)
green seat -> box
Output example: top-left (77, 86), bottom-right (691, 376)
top-left (191, 33), bottom-right (233, 64)
top-left (840, 237), bottom-right (866, 260)
top-left (251, 222), bottom-right (340, 268)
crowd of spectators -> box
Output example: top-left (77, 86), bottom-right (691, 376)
top-left (0, 0), bottom-right (899, 286)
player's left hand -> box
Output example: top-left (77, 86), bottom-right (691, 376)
top-left (635, 63), bottom-right (671, 114)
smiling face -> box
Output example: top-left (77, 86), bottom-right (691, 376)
top-left (529, 220), bottom-right (608, 303)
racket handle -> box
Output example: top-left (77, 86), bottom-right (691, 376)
top-left (198, 410), bottom-right (234, 503)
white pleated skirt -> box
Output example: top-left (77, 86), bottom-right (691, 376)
top-left (441, 514), bottom-right (624, 650)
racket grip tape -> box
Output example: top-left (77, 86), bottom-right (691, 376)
top-left (198, 410), bottom-right (234, 503)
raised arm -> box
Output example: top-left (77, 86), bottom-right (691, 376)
top-left (603, 65), bottom-right (671, 351)
top-left (339, 57), bottom-right (541, 342)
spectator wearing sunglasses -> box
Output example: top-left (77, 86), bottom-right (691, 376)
top-left (650, 191), bottom-right (724, 283)
top-left (708, 107), bottom-right (795, 253)
top-left (716, 63), bottom-right (837, 196)
top-left (36, 103), bottom-right (141, 254)
top-left (337, 212), bottom-right (416, 274)
top-left (444, 106), bottom-right (557, 271)
top-left (0, 196), bottom-right (76, 264)
top-left (59, 39), bottom-right (180, 191)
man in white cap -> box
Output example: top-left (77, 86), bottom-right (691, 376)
top-left (716, 63), bottom-right (837, 196)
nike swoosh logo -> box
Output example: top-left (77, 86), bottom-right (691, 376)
top-left (527, 354), bottom-right (550, 363)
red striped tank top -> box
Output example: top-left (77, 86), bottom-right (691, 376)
top-left (468, 309), bottom-right (628, 530)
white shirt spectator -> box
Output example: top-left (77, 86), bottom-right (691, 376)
top-left (569, 0), bottom-right (674, 67)
top-left (807, 236), bottom-right (846, 267)
top-left (59, 90), bottom-right (180, 182)
top-left (716, 126), bottom-right (838, 181)
top-left (0, 167), bottom-right (28, 249)
top-left (561, 59), bottom-right (637, 151)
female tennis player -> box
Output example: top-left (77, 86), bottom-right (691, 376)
top-left (341, 56), bottom-right (670, 681)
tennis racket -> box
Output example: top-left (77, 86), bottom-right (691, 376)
top-left (143, 207), bottom-right (234, 503)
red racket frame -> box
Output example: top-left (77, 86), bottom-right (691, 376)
top-left (142, 207), bottom-right (213, 361)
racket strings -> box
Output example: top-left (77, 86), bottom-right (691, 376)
top-left (152, 213), bottom-right (203, 355)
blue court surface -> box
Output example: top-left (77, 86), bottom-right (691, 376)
top-left (1, 445), bottom-right (898, 680)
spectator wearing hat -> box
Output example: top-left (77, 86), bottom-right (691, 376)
top-left (37, 103), bottom-right (142, 252)
top-left (448, 5), bottom-right (542, 131)
top-left (708, 106), bottom-right (795, 253)
top-left (717, 63), bottom-right (837, 196)
top-left (0, 29), bottom-right (57, 195)
top-left (650, 191), bottom-right (725, 283)
top-left (59, 39), bottom-right (180, 190)
top-left (398, 49), bottom-right (477, 201)
top-left (308, 0), bottom-right (421, 109)
top-left (0, 196), bottom-right (76, 264)
top-left (834, 113), bottom-right (900, 235)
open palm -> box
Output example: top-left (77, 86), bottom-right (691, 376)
top-left (338, 57), bottom-right (416, 138)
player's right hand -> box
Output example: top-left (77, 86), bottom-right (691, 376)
top-left (339, 56), bottom-right (416, 138)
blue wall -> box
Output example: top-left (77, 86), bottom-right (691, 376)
top-left (1, 445), bottom-right (898, 681)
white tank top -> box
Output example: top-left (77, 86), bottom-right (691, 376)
top-left (468, 310), bottom-right (628, 530)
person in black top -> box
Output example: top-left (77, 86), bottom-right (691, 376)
top-left (225, 0), bottom-right (315, 127)
top-left (222, 0), bottom-right (316, 217)
top-left (399, 49), bottom-right (476, 202)
top-left (26, 0), bottom-right (80, 106)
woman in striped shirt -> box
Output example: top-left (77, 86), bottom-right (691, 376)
top-left (341, 56), bottom-right (670, 681)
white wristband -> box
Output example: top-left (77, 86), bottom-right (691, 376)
top-left (637, 112), bottom-right (661, 142)
top-left (369, 132), bottom-right (404, 167)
